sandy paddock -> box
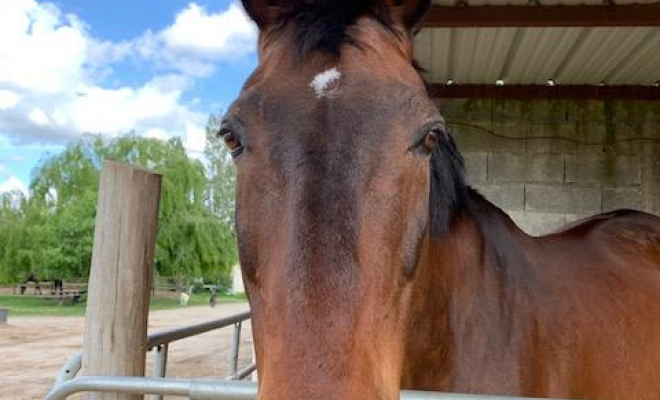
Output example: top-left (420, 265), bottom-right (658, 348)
top-left (0, 303), bottom-right (253, 400)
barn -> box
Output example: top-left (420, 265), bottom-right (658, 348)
top-left (414, 0), bottom-right (660, 235)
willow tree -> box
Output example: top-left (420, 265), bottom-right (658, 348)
top-left (0, 191), bottom-right (29, 283)
top-left (0, 133), bottom-right (237, 283)
top-left (205, 114), bottom-right (236, 226)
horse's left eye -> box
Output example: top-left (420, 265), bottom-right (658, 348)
top-left (218, 127), bottom-right (244, 157)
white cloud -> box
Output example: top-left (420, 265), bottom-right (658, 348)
top-left (28, 107), bottom-right (50, 125)
top-left (0, 176), bottom-right (28, 195)
top-left (0, 0), bottom-right (88, 95)
top-left (124, 2), bottom-right (258, 78)
top-left (183, 122), bottom-right (208, 159)
top-left (0, 0), bottom-right (256, 150)
top-left (162, 2), bottom-right (257, 60)
top-left (0, 90), bottom-right (20, 110)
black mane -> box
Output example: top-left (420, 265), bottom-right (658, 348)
top-left (273, 0), bottom-right (399, 57)
top-left (429, 130), bottom-right (469, 237)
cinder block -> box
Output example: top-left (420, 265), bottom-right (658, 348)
top-left (602, 186), bottom-right (642, 212)
top-left (508, 211), bottom-right (567, 236)
top-left (435, 99), bottom-right (470, 119)
top-left (522, 100), bottom-right (568, 123)
top-left (609, 121), bottom-right (659, 156)
top-left (462, 152), bottom-right (488, 183)
top-left (641, 147), bottom-right (660, 215)
top-left (612, 101), bottom-right (660, 124)
top-left (488, 122), bottom-right (528, 153)
top-left (565, 155), bottom-right (640, 185)
top-left (573, 121), bottom-right (609, 155)
top-left (492, 100), bottom-right (525, 122)
top-left (488, 154), bottom-right (564, 183)
top-left (526, 123), bottom-right (577, 154)
top-left (450, 122), bottom-right (526, 154)
top-left (472, 183), bottom-right (525, 211)
top-left (566, 100), bottom-right (607, 121)
top-left (525, 184), bottom-right (602, 214)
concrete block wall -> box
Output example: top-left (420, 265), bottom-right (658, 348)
top-left (436, 99), bottom-right (660, 236)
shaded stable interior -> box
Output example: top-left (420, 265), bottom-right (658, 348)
top-left (414, 0), bottom-right (660, 235)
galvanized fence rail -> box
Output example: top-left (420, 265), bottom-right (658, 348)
top-left (45, 310), bottom-right (585, 400)
top-left (46, 310), bottom-right (254, 400)
top-left (45, 377), bottom-right (584, 400)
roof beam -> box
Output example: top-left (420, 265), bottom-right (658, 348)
top-left (421, 4), bottom-right (660, 28)
top-left (427, 84), bottom-right (660, 100)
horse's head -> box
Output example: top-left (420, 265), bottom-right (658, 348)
top-left (223, 1), bottom-right (465, 399)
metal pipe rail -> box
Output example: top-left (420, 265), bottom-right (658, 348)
top-left (47, 311), bottom-right (255, 400)
top-left (44, 377), bottom-right (584, 400)
top-left (147, 310), bottom-right (251, 349)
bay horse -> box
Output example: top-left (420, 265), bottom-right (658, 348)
top-left (222, 1), bottom-right (660, 399)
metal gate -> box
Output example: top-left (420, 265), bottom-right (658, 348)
top-left (45, 311), bottom-right (585, 400)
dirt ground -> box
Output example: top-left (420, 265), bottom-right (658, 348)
top-left (0, 303), bottom-right (253, 400)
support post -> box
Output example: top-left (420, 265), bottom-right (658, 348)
top-left (82, 161), bottom-right (162, 400)
top-left (151, 344), bottom-right (169, 400)
top-left (228, 322), bottom-right (242, 378)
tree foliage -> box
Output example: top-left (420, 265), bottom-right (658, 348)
top-left (0, 130), bottom-right (237, 284)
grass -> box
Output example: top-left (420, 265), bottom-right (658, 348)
top-left (0, 292), bottom-right (246, 317)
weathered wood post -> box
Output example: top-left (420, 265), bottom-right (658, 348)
top-left (83, 161), bottom-right (162, 400)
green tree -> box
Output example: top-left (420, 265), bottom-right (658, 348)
top-left (0, 132), bottom-right (238, 284)
top-left (204, 114), bottom-right (236, 226)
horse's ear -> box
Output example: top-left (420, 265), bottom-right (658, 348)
top-left (240, 0), bottom-right (282, 29)
top-left (386, 0), bottom-right (432, 31)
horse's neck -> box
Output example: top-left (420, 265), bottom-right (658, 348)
top-left (405, 194), bottom-right (535, 390)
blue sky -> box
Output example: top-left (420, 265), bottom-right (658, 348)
top-left (0, 0), bottom-right (258, 194)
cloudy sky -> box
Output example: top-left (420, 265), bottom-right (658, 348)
top-left (0, 0), bottom-right (258, 194)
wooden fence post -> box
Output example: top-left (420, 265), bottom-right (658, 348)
top-left (83, 161), bottom-right (162, 400)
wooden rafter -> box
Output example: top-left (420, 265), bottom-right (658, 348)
top-left (427, 84), bottom-right (660, 100)
top-left (421, 4), bottom-right (660, 28)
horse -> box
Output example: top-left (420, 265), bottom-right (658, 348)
top-left (180, 292), bottom-right (190, 307)
top-left (222, 1), bottom-right (660, 399)
top-left (19, 272), bottom-right (63, 295)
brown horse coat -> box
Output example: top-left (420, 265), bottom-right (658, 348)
top-left (402, 196), bottom-right (660, 399)
top-left (225, 1), bottom-right (660, 399)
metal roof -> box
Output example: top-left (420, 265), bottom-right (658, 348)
top-left (415, 2), bottom-right (660, 86)
top-left (431, 0), bottom-right (659, 6)
top-left (414, 27), bottom-right (660, 85)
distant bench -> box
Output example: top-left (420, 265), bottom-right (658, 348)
top-left (40, 290), bottom-right (88, 305)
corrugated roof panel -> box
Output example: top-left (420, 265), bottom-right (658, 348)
top-left (413, 29), bottom-right (432, 75)
top-left (453, 29), bottom-right (480, 83)
top-left (555, 28), bottom-right (653, 85)
top-left (531, 28), bottom-right (584, 83)
top-left (607, 30), bottom-right (660, 84)
top-left (431, 28), bottom-right (453, 81)
top-left (621, 38), bottom-right (660, 84)
top-left (483, 28), bottom-right (519, 83)
top-left (563, 28), bottom-right (620, 84)
top-left (469, 29), bottom-right (500, 82)
top-left (506, 28), bottom-right (547, 84)
top-left (585, 28), bottom-right (653, 84)
top-left (414, 25), bottom-right (660, 85)
top-left (556, 28), bottom-right (607, 84)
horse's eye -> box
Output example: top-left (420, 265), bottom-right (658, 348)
top-left (423, 130), bottom-right (439, 151)
top-left (411, 122), bottom-right (445, 156)
top-left (218, 127), bottom-right (244, 157)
